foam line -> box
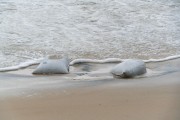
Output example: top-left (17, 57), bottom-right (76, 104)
top-left (0, 58), bottom-right (43, 72)
top-left (70, 55), bottom-right (180, 65)
top-left (143, 55), bottom-right (180, 63)
top-left (0, 55), bottom-right (180, 72)
top-left (70, 58), bottom-right (125, 65)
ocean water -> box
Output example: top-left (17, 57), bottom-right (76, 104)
top-left (0, 0), bottom-right (180, 68)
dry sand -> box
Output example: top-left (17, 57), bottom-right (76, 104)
top-left (0, 58), bottom-right (180, 120)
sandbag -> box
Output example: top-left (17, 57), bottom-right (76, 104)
top-left (111, 59), bottom-right (146, 78)
top-left (32, 57), bottom-right (69, 74)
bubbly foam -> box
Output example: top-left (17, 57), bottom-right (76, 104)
top-left (0, 58), bottom-right (42, 72)
top-left (0, 0), bottom-right (180, 68)
top-left (1, 55), bottom-right (180, 72)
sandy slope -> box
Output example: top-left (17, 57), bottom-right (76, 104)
top-left (0, 72), bottom-right (180, 120)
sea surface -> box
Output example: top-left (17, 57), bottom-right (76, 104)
top-left (0, 0), bottom-right (180, 68)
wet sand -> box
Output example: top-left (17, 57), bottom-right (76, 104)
top-left (0, 58), bottom-right (180, 120)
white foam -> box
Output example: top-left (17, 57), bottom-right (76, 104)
top-left (0, 0), bottom-right (180, 68)
top-left (70, 58), bottom-right (125, 65)
top-left (143, 55), bottom-right (180, 63)
top-left (0, 55), bottom-right (180, 72)
top-left (0, 58), bottom-right (42, 72)
top-left (70, 55), bottom-right (180, 65)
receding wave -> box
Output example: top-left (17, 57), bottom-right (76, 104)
top-left (0, 55), bottom-right (180, 72)
top-left (0, 58), bottom-right (43, 72)
top-left (70, 55), bottom-right (180, 65)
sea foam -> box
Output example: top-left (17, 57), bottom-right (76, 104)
top-left (0, 55), bottom-right (180, 72)
top-left (0, 58), bottom-right (43, 72)
top-left (0, 0), bottom-right (180, 68)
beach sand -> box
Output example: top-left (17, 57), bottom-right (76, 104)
top-left (0, 58), bottom-right (180, 120)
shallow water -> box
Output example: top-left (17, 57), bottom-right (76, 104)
top-left (0, 0), bottom-right (180, 68)
top-left (0, 58), bottom-right (180, 98)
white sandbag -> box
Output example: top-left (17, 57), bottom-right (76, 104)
top-left (111, 59), bottom-right (146, 78)
top-left (32, 57), bottom-right (69, 74)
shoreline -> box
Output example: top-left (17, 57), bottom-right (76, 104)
top-left (0, 57), bottom-right (180, 97)
top-left (0, 58), bottom-right (180, 120)
top-left (1, 54), bottom-right (180, 72)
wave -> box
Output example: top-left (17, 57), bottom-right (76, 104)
top-left (0, 55), bottom-right (180, 72)
top-left (70, 55), bottom-right (180, 64)
top-left (0, 58), bottom-right (43, 72)
top-left (143, 55), bottom-right (180, 63)
top-left (69, 58), bottom-right (125, 65)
